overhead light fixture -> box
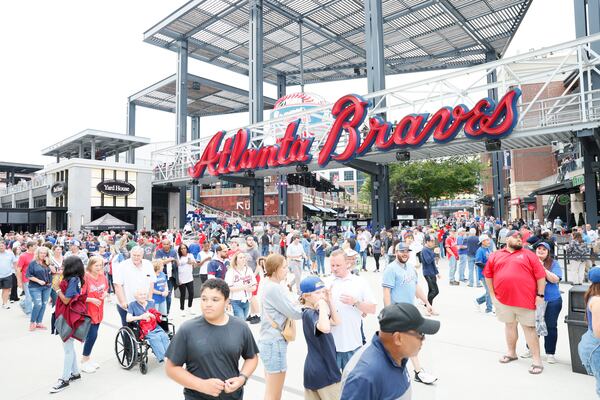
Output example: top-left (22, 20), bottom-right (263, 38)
top-left (244, 170), bottom-right (255, 178)
top-left (396, 151), bottom-right (410, 161)
top-left (296, 164), bottom-right (309, 173)
top-left (485, 139), bottom-right (502, 152)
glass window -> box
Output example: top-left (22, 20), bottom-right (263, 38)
top-left (344, 170), bottom-right (354, 181)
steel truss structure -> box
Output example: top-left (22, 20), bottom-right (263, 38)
top-left (152, 33), bottom-right (600, 186)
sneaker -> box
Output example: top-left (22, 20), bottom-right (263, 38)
top-left (81, 362), bottom-right (96, 374)
top-left (2, 304), bottom-right (10, 309)
top-left (69, 373), bottom-right (81, 382)
top-left (36, 323), bottom-right (48, 330)
top-left (547, 355), bottom-right (557, 364)
top-left (245, 315), bottom-right (252, 322)
top-left (249, 315), bottom-right (261, 324)
top-left (473, 300), bottom-right (481, 312)
top-left (91, 361), bottom-right (100, 370)
top-left (49, 379), bottom-right (70, 393)
top-left (414, 369), bottom-right (437, 385)
top-left (29, 323), bottom-right (37, 331)
top-left (484, 310), bottom-right (495, 316)
top-left (520, 350), bottom-right (532, 359)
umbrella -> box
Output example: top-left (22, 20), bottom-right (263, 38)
top-left (82, 213), bottom-right (134, 231)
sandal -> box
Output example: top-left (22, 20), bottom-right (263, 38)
top-left (499, 355), bottom-right (518, 364)
top-left (528, 364), bottom-right (544, 374)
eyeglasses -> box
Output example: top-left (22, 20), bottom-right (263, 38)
top-left (403, 331), bottom-right (425, 341)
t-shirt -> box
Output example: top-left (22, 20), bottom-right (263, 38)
top-left (302, 308), bottom-right (341, 390)
top-left (0, 250), bottom-right (16, 279)
top-left (466, 236), bottom-right (480, 257)
top-left (445, 236), bottom-right (458, 259)
top-left (244, 247), bottom-right (260, 272)
top-left (83, 272), bottom-right (108, 324)
top-left (328, 273), bottom-right (375, 352)
top-left (155, 248), bottom-right (179, 279)
top-left (165, 316), bottom-right (259, 400)
top-left (142, 244), bottom-right (155, 261)
top-left (224, 267), bottom-right (256, 302)
top-left (544, 260), bottom-right (563, 302)
top-left (483, 248), bottom-right (546, 310)
top-left (17, 252), bottom-right (34, 283)
top-left (196, 251), bottom-right (213, 275)
top-left (112, 259), bottom-right (157, 304)
top-left (153, 271), bottom-right (168, 304)
top-left (207, 258), bottom-right (227, 280)
top-left (178, 254), bottom-right (195, 284)
top-left (128, 299), bottom-right (155, 317)
top-left (26, 260), bottom-right (52, 289)
top-left (457, 236), bottom-right (468, 255)
top-left (286, 242), bottom-right (305, 267)
top-left (341, 334), bottom-right (411, 400)
top-left (188, 243), bottom-right (200, 258)
top-left (382, 260), bottom-right (418, 305)
top-left (65, 277), bottom-right (82, 298)
top-left (259, 279), bottom-right (303, 341)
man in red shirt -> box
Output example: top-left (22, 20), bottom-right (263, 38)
top-left (16, 240), bottom-right (37, 316)
top-left (445, 229), bottom-right (459, 285)
top-left (483, 230), bottom-right (546, 374)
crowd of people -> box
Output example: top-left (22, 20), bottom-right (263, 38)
top-left (1, 213), bottom-right (600, 398)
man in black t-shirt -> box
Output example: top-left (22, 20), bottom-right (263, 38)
top-left (165, 279), bottom-right (259, 400)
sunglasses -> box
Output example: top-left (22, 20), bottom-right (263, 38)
top-left (403, 331), bottom-right (425, 341)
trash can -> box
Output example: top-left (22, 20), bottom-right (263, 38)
top-left (564, 284), bottom-right (591, 374)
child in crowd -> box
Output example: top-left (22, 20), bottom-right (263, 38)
top-left (299, 276), bottom-right (342, 400)
top-left (152, 260), bottom-right (169, 315)
top-left (126, 289), bottom-right (170, 362)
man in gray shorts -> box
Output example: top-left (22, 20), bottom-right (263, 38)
top-left (0, 240), bottom-right (17, 309)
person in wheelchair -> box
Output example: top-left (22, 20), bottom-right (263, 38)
top-left (126, 288), bottom-right (170, 363)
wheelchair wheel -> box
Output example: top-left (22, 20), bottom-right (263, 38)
top-left (115, 327), bottom-right (138, 370)
top-left (140, 360), bottom-right (148, 375)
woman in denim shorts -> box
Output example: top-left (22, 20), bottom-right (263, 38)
top-left (259, 254), bottom-right (302, 400)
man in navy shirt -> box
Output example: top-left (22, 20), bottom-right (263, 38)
top-left (465, 228), bottom-right (481, 287)
top-left (207, 244), bottom-right (228, 280)
top-left (341, 303), bottom-right (440, 400)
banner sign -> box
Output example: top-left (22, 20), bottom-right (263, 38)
top-left (188, 89), bottom-right (521, 179)
top-left (96, 180), bottom-right (135, 197)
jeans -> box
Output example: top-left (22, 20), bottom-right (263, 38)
top-left (146, 328), bottom-right (170, 362)
top-left (467, 256), bottom-right (477, 286)
top-left (20, 281), bottom-right (32, 315)
top-left (476, 275), bottom-right (493, 313)
top-left (62, 338), bottom-right (79, 381)
top-left (117, 305), bottom-right (128, 326)
top-left (438, 242), bottom-right (446, 258)
top-left (259, 338), bottom-right (288, 373)
top-left (83, 323), bottom-right (100, 357)
top-left (316, 254), bottom-right (325, 275)
top-left (166, 277), bottom-right (175, 314)
top-left (360, 251), bottom-right (367, 270)
top-left (336, 347), bottom-right (359, 372)
top-left (106, 272), bottom-right (114, 294)
top-left (544, 297), bottom-right (563, 355)
top-left (458, 254), bottom-right (468, 281)
top-left (424, 275), bottom-right (439, 305)
top-left (155, 301), bottom-right (167, 315)
top-left (578, 330), bottom-right (600, 397)
top-left (29, 285), bottom-right (51, 324)
top-left (231, 299), bottom-right (250, 320)
top-left (261, 245), bottom-right (270, 257)
top-left (448, 257), bottom-right (458, 282)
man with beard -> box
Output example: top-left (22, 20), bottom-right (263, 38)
top-left (484, 230), bottom-right (546, 374)
top-left (382, 243), bottom-right (437, 385)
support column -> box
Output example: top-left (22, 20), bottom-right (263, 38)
top-left (364, 0), bottom-right (386, 101)
top-left (347, 160), bottom-right (390, 229)
top-left (126, 101), bottom-right (136, 163)
top-left (249, 0), bottom-right (264, 125)
top-left (276, 74), bottom-right (288, 217)
top-left (582, 137), bottom-right (599, 226)
top-left (176, 40), bottom-right (189, 228)
top-left (191, 116), bottom-right (201, 204)
top-left (91, 138), bottom-right (96, 160)
top-left (250, 180), bottom-right (265, 216)
top-left (486, 52), bottom-right (504, 220)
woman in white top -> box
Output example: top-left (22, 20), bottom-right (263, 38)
top-left (286, 235), bottom-right (306, 294)
top-left (177, 243), bottom-right (196, 317)
top-left (224, 252), bottom-right (256, 320)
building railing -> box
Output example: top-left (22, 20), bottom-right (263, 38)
top-left (0, 175), bottom-right (48, 196)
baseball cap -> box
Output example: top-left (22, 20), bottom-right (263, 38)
top-left (395, 242), bottom-right (412, 252)
top-left (506, 230), bottom-right (522, 238)
top-left (300, 276), bottom-right (325, 294)
top-left (589, 267), bottom-right (600, 283)
top-left (70, 240), bottom-right (81, 247)
top-left (378, 303), bottom-right (440, 335)
top-left (535, 242), bottom-right (551, 251)
top-left (478, 234), bottom-right (490, 244)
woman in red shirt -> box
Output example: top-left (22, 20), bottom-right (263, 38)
top-left (81, 256), bottom-right (108, 374)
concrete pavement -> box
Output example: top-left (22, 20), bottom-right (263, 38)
top-left (1, 256), bottom-right (595, 399)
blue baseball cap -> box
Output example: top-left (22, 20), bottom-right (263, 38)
top-left (589, 267), bottom-right (600, 283)
top-left (395, 242), bottom-right (412, 252)
top-left (300, 276), bottom-right (325, 294)
top-left (535, 242), bottom-right (551, 251)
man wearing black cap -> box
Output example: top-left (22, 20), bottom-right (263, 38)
top-left (340, 303), bottom-right (440, 400)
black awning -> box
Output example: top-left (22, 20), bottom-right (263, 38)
top-left (530, 181), bottom-right (577, 196)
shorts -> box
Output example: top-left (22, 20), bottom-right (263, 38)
top-left (493, 299), bottom-right (535, 327)
top-left (258, 338), bottom-right (288, 373)
top-left (0, 276), bottom-right (12, 289)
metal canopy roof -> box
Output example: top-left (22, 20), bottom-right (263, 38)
top-left (0, 162), bottom-right (43, 174)
top-left (144, 0), bottom-right (532, 85)
top-left (129, 74), bottom-right (277, 117)
top-left (41, 130), bottom-right (151, 159)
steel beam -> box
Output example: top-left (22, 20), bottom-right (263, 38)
top-left (191, 116), bottom-right (201, 204)
top-left (176, 40), bottom-right (188, 145)
top-left (347, 159), bottom-right (390, 228)
top-left (364, 0), bottom-right (386, 104)
top-left (126, 102), bottom-right (136, 163)
top-left (276, 74), bottom-right (288, 217)
top-left (486, 52), bottom-right (504, 220)
top-left (249, 0), bottom-right (264, 125)
top-left (582, 136), bottom-right (599, 226)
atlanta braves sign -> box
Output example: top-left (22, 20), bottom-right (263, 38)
top-left (188, 89), bottom-right (521, 179)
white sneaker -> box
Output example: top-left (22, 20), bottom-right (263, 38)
top-left (2, 304), bottom-right (10, 309)
top-left (547, 355), bottom-right (557, 364)
top-left (520, 350), bottom-right (532, 359)
top-left (414, 369), bottom-right (437, 385)
top-left (473, 300), bottom-right (481, 312)
top-left (91, 361), bottom-right (100, 370)
top-left (81, 362), bottom-right (96, 374)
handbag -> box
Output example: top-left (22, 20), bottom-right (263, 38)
top-left (264, 305), bottom-right (296, 342)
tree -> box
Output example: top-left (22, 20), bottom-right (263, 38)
top-left (359, 156), bottom-right (484, 219)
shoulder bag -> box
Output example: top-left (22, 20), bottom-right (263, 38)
top-left (264, 303), bottom-right (296, 342)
